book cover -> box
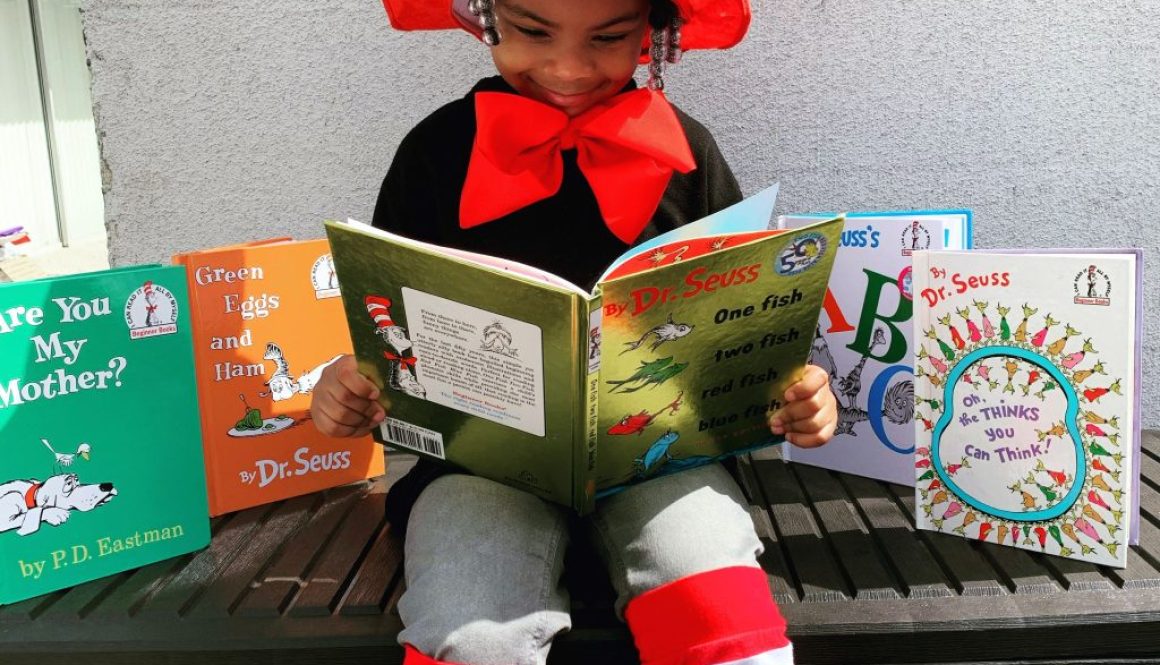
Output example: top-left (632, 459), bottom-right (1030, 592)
top-left (913, 249), bottom-right (1141, 567)
top-left (779, 211), bottom-right (972, 485)
top-left (0, 265), bottom-right (210, 604)
top-left (593, 223), bottom-right (842, 496)
top-left (325, 186), bottom-right (843, 514)
top-left (175, 239), bottom-right (383, 517)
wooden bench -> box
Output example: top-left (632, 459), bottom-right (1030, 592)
top-left (4, 434), bottom-right (1160, 664)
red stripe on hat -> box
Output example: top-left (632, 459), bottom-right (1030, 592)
top-left (403, 644), bottom-right (460, 665)
top-left (625, 566), bottom-right (789, 665)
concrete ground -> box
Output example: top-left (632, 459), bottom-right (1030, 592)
top-left (0, 236), bottom-right (110, 282)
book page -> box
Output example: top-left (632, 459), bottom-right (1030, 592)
top-left (399, 287), bottom-right (545, 437)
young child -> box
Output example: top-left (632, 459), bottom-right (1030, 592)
top-left (311, 1), bottom-right (839, 663)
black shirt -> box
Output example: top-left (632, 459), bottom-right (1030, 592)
top-left (372, 76), bottom-right (743, 531)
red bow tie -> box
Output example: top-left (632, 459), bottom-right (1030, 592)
top-left (384, 351), bottom-right (417, 369)
top-left (460, 89), bottom-right (696, 244)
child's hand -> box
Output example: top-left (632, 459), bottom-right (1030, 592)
top-left (768, 364), bottom-right (838, 448)
top-left (311, 354), bottom-right (385, 438)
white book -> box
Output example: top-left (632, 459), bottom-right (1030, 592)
top-left (913, 249), bottom-right (1142, 567)
top-left (779, 211), bottom-right (972, 485)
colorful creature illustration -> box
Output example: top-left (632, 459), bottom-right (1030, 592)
top-left (910, 221), bottom-right (922, 251)
top-left (261, 342), bottom-right (342, 401)
top-left (810, 327), bottom-right (913, 437)
top-left (606, 356), bottom-right (688, 393)
top-left (620, 314), bottom-right (694, 355)
top-left (1, 473), bottom-right (117, 536)
top-left (1086, 265), bottom-right (1099, 298)
top-left (957, 307), bottom-right (982, 343)
top-left (41, 438), bottom-right (91, 474)
top-left (1014, 304), bottom-right (1037, 343)
top-left (973, 300), bottom-right (995, 339)
top-left (607, 391), bottom-right (684, 436)
top-left (365, 295), bottom-right (426, 399)
top-left (1047, 324), bottom-right (1081, 356)
top-left (481, 321), bottom-right (518, 357)
top-left (918, 298), bottom-right (1131, 561)
top-left (633, 430), bottom-right (681, 476)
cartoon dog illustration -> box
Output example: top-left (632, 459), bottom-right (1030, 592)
top-left (0, 474), bottom-right (117, 536)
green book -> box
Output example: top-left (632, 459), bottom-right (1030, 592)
top-left (326, 186), bottom-right (841, 514)
top-left (0, 265), bottom-right (209, 604)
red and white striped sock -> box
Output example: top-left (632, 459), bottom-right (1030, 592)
top-left (625, 566), bottom-right (793, 665)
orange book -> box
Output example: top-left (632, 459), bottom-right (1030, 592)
top-left (175, 238), bottom-right (383, 516)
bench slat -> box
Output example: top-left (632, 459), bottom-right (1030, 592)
top-left (236, 483), bottom-right (369, 617)
top-left (187, 494), bottom-right (319, 619)
top-left (793, 465), bottom-right (903, 600)
top-left (839, 474), bottom-right (955, 599)
top-left (289, 490), bottom-right (386, 616)
top-left (750, 457), bottom-right (851, 602)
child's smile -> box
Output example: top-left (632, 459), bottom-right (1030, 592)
top-left (490, 0), bottom-right (650, 116)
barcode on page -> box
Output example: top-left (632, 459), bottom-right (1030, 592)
top-left (381, 418), bottom-right (445, 459)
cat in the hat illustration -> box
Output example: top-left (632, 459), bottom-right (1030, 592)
top-left (365, 295), bottom-right (426, 399)
top-left (143, 281), bottom-right (159, 328)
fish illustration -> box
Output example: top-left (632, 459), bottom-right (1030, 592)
top-left (606, 356), bottom-right (688, 393)
top-left (607, 391), bottom-right (684, 436)
top-left (621, 314), bottom-right (694, 354)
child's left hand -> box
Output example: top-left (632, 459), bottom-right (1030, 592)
top-left (768, 364), bottom-right (838, 448)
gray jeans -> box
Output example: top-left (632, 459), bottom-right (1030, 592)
top-left (397, 463), bottom-right (766, 665)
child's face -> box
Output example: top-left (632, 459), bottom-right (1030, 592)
top-left (490, 0), bottom-right (650, 117)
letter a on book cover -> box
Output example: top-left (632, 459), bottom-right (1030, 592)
top-left (175, 239), bottom-right (383, 516)
top-left (913, 249), bottom-right (1142, 567)
top-left (0, 265), bottom-right (209, 605)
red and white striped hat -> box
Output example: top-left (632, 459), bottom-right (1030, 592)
top-left (365, 295), bottom-right (395, 330)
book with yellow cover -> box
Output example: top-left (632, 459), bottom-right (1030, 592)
top-left (326, 185), bottom-right (842, 514)
top-left (175, 239), bottom-right (383, 516)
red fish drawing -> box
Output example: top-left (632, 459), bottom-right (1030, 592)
top-left (607, 391), bottom-right (684, 436)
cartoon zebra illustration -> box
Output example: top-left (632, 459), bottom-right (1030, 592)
top-left (810, 327), bottom-right (914, 436)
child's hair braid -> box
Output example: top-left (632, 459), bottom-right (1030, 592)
top-left (647, 0), bottom-right (684, 90)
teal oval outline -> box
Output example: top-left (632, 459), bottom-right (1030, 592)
top-left (931, 345), bottom-right (1085, 522)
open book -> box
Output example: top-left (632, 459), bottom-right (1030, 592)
top-left (913, 249), bottom-right (1142, 567)
top-left (325, 185), bottom-right (843, 514)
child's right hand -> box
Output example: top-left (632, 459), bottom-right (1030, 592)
top-left (311, 354), bottom-right (385, 438)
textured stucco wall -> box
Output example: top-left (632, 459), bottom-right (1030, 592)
top-left (83, 0), bottom-right (1159, 425)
